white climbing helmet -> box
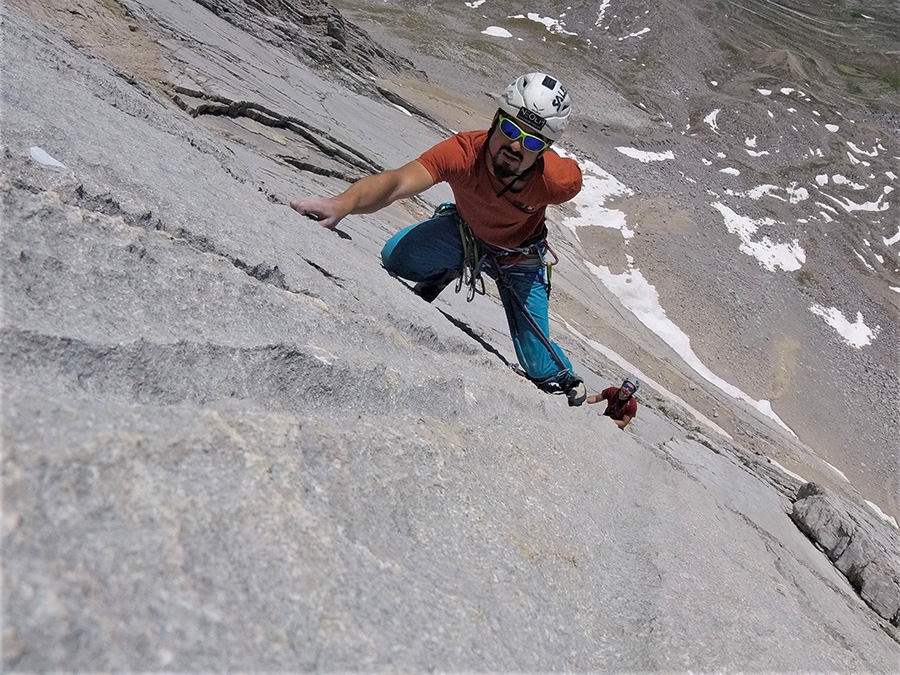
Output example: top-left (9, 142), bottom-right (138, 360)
top-left (498, 72), bottom-right (572, 141)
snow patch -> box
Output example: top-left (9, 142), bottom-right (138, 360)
top-left (712, 203), bottom-right (805, 271)
top-left (481, 26), bottom-right (512, 37)
top-left (616, 147), bottom-right (675, 162)
top-left (30, 146), bottom-right (66, 168)
top-left (809, 305), bottom-right (881, 348)
top-left (865, 501), bottom-right (899, 529)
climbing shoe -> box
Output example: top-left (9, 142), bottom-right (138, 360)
top-left (566, 380), bottom-right (587, 407)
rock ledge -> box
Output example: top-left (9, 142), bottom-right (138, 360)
top-left (791, 483), bottom-right (900, 626)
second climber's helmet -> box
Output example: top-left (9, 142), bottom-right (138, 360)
top-left (622, 376), bottom-right (640, 395)
top-left (498, 72), bottom-right (572, 142)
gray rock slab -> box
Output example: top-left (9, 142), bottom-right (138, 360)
top-left (3, 2), bottom-right (900, 671)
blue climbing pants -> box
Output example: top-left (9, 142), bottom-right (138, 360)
top-left (381, 210), bottom-right (578, 389)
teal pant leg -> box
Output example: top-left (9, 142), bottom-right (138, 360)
top-left (381, 214), bottom-right (463, 283)
top-left (495, 264), bottom-right (576, 384)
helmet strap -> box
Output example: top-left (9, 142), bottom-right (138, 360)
top-left (496, 162), bottom-right (538, 198)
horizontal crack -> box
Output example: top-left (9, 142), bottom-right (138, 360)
top-left (300, 256), bottom-right (344, 287)
top-left (277, 155), bottom-right (356, 181)
top-left (170, 86), bottom-right (382, 176)
top-left (1, 328), bottom-right (465, 418)
top-left (375, 85), bottom-right (446, 131)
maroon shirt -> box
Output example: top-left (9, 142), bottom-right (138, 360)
top-left (599, 387), bottom-right (637, 420)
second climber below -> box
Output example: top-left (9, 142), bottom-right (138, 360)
top-left (290, 72), bottom-right (587, 406)
top-left (586, 376), bottom-right (640, 429)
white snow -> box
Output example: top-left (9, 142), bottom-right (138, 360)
top-left (595, 0), bottom-right (612, 27)
top-left (557, 149), bottom-right (634, 238)
top-left (884, 227), bottom-right (900, 246)
top-left (865, 501), bottom-right (899, 529)
top-left (847, 152), bottom-right (871, 167)
top-left (820, 190), bottom-right (890, 213)
top-left (847, 141), bottom-right (880, 157)
top-left (481, 26), bottom-right (512, 37)
top-left (824, 461), bottom-right (850, 482)
top-left (29, 146), bottom-right (66, 168)
top-left (711, 203), bottom-right (805, 271)
top-left (618, 27), bottom-right (650, 40)
top-left (831, 174), bottom-right (866, 190)
top-left (726, 184), bottom-right (808, 203)
top-left (767, 458), bottom-right (807, 484)
top-left (809, 305), bottom-right (881, 348)
top-left (510, 13), bottom-right (577, 35)
top-left (616, 147), bottom-right (675, 162)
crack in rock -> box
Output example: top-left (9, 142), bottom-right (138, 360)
top-left (277, 155), bottom-right (355, 182)
top-left (170, 86), bottom-right (382, 177)
top-left (299, 257), bottom-right (344, 287)
top-left (791, 482), bottom-right (900, 626)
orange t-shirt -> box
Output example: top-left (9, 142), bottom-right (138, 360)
top-left (416, 131), bottom-right (582, 250)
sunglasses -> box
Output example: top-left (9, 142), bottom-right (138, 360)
top-left (622, 383), bottom-right (636, 393)
top-left (497, 115), bottom-right (550, 153)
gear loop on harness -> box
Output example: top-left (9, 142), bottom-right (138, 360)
top-left (429, 202), bottom-right (486, 301)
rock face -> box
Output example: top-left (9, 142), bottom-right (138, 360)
top-left (3, 0), bottom-right (900, 671)
top-left (792, 483), bottom-right (900, 626)
top-left (191, 0), bottom-right (416, 89)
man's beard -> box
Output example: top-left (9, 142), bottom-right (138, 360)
top-left (491, 146), bottom-right (522, 180)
